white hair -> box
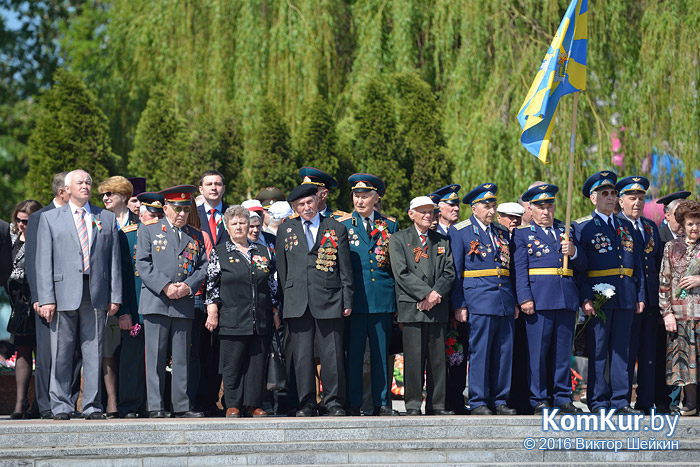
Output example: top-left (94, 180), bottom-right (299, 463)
top-left (139, 204), bottom-right (148, 216)
top-left (64, 169), bottom-right (92, 187)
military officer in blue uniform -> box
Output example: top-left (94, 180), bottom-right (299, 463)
top-left (117, 191), bottom-right (164, 418)
top-left (449, 183), bottom-right (518, 415)
top-left (513, 184), bottom-right (586, 414)
top-left (572, 171), bottom-right (645, 414)
top-left (136, 185), bottom-right (208, 418)
top-left (615, 176), bottom-right (663, 413)
top-left (338, 174), bottom-right (398, 416)
top-left (429, 185), bottom-right (461, 236)
top-left (299, 167), bottom-right (342, 219)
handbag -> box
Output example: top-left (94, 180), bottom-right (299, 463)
top-left (266, 328), bottom-right (287, 391)
top-left (6, 301), bottom-right (35, 336)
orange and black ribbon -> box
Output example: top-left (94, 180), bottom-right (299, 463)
top-left (468, 239), bottom-right (480, 256)
top-left (414, 247), bottom-right (429, 263)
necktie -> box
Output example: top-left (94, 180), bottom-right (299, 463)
top-left (637, 220), bottom-right (645, 241)
top-left (420, 233), bottom-right (427, 251)
top-left (76, 208), bottom-right (90, 273)
top-left (209, 208), bottom-right (218, 244)
top-left (365, 217), bottom-right (372, 237)
top-left (608, 218), bottom-right (616, 235)
top-left (305, 220), bottom-right (315, 251)
top-left (548, 228), bottom-right (558, 243)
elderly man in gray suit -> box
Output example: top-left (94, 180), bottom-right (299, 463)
top-left (36, 169), bottom-right (122, 420)
top-left (135, 185), bottom-right (207, 418)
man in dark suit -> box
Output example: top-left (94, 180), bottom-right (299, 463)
top-left (389, 196), bottom-right (455, 415)
top-left (194, 169), bottom-right (228, 415)
top-left (0, 218), bottom-right (10, 287)
top-left (616, 177), bottom-right (663, 414)
top-left (36, 169), bottom-right (122, 420)
top-left (275, 184), bottom-right (353, 416)
top-left (657, 192), bottom-right (690, 246)
top-left (136, 185), bottom-right (207, 418)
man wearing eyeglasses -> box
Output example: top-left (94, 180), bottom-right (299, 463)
top-left (136, 185), bottom-right (208, 418)
top-left (572, 171), bottom-right (645, 415)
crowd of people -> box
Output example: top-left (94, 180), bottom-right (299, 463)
top-left (2, 166), bottom-right (699, 420)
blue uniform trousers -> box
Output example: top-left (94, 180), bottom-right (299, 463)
top-left (525, 309), bottom-right (576, 408)
top-left (346, 313), bottom-right (392, 408)
top-left (585, 308), bottom-right (634, 411)
top-left (627, 306), bottom-right (657, 409)
top-left (468, 314), bottom-right (514, 409)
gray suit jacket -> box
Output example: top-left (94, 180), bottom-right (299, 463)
top-left (36, 203), bottom-right (122, 311)
top-left (26, 202), bottom-right (56, 304)
top-left (389, 227), bottom-right (455, 323)
top-left (135, 219), bottom-right (207, 319)
top-left (275, 215), bottom-right (353, 319)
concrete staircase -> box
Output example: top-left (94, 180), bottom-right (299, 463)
top-left (1, 415), bottom-right (699, 465)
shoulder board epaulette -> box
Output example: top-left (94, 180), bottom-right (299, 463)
top-left (453, 219), bottom-right (471, 231)
top-left (337, 214), bottom-right (353, 222)
top-left (575, 215), bottom-right (592, 224)
top-left (143, 219), bottom-right (158, 226)
top-left (332, 210), bottom-right (349, 218)
top-left (516, 224), bottom-right (531, 230)
top-left (385, 216), bottom-right (396, 223)
top-left (121, 224), bottom-right (138, 233)
top-left (287, 213), bottom-right (299, 220)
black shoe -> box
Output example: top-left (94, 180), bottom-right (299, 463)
top-left (634, 405), bottom-right (652, 415)
top-left (405, 409), bottom-right (422, 416)
top-left (106, 412), bottom-right (119, 419)
top-left (149, 410), bottom-right (170, 418)
top-left (433, 409), bottom-right (455, 416)
top-left (69, 410), bottom-right (82, 419)
top-left (669, 405), bottom-right (681, 415)
top-left (174, 410), bottom-right (205, 418)
top-left (40, 410), bottom-right (54, 420)
top-left (590, 406), bottom-right (608, 414)
top-left (123, 412), bottom-right (139, 419)
top-left (533, 402), bottom-right (551, 415)
top-left (327, 406), bottom-right (346, 416)
top-left (53, 412), bottom-right (70, 420)
top-left (470, 405), bottom-right (493, 415)
top-left (9, 411), bottom-right (25, 420)
top-left (375, 406), bottom-right (399, 416)
top-left (558, 402), bottom-right (582, 414)
top-left (495, 405), bottom-right (517, 415)
top-left (295, 405), bottom-right (318, 417)
top-left (616, 405), bottom-right (642, 415)
top-left (85, 412), bottom-right (106, 420)
top-left (204, 406), bottom-right (225, 417)
top-left (347, 407), bottom-right (361, 416)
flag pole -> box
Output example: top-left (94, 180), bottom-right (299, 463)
top-left (563, 91), bottom-right (580, 271)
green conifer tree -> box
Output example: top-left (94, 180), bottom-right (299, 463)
top-left (26, 69), bottom-right (116, 204)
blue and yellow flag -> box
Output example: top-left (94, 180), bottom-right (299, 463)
top-left (517, 0), bottom-right (587, 163)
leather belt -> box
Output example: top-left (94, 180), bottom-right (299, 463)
top-left (528, 267), bottom-right (574, 277)
top-left (462, 268), bottom-right (510, 278)
top-left (586, 267), bottom-right (633, 278)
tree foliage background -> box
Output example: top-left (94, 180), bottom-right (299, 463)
top-left (0, 0), bottom-right (698, 221)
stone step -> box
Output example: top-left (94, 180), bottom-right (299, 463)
top-left (1, 416), bottom-right (698, 465)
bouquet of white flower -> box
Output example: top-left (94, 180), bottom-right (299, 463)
top-left (575, 283), bottom-right (615, 341)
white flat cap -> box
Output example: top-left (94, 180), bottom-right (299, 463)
top-left (497, 202), bottom-right (525, 217)
top-left (409, 196), bottom-right (437, 210)
top-left (268, 201), bottom-right (293, 220)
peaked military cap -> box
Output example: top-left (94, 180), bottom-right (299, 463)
top-left (137, 191), bottom-right (164, 214)
top-left (522, 183), bottom-right (559, 204)
top-left (256, 187), bottom-right (286, 209)
top-left (656, 191), bottom-right (691, 206)
top-left (159, 185), bottom-right (198, 206)
top-left (463, 183), bottom-right (498, 205)
top-left (348, 173), bottom-right (386, 197)
top-left (616, 176), bottom-right (650, 196)
top-left (429, 184), bottom-right (461, 205)
top-left (582, 171), bottom-right (618, 198)
top-left (299, 167), bottom-right (338, 189)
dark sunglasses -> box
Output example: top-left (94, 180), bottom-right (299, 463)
top-left (15, 218), bottom-right (28, 225)
top-left (170, 205), bottom-right (191, 213)
top-left (101, 192), bottom-right (116, 198)
top-left (597, 189), bottom-right (618, 198)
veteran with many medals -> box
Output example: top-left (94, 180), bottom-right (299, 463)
top-left (135, 185), bottom-right (208, 418)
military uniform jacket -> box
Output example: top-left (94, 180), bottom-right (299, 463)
top-left (117, 224), bottom-right (141, 323)
top-left (572, 212), bottom-right (645, 310)
top-left (513, 221), bottom-right (587, 312)
top-left (448, 215), bottom-right (515, 316)
top-left (274, 214), bottom-right (353, 319)
top-left (617, 215), bottom-right (662, 307)
top-left (135, 219), bottom-right (207, 319)
top-left (389, 227), bottom-right (455, 323)
top-left (340, 210), bottom-right (397, 314)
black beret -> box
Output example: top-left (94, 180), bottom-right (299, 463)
top-left (287, 184), bottom-right (318, 203)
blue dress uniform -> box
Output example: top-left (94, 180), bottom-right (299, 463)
top-left (513, 184), bottom-right (587, 412)
top-left (615, 177), bottom-right (663, 412)
top-left (339, 174), bottom-right (397, 413)
top-left (448, 183), bottom-right (516, 413)
top-left (116, 192), bottom-right (164, 417)
top-left (572, 171), bottom-right (645, 413)
top-left (429, 184), bottom-right (469, 414)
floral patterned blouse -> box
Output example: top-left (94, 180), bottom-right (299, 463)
top-left (659, 237), bottom-right (700, 320)
top-left (204, 240), bottom-right (280, 309)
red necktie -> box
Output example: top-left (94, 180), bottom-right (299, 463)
top-left (209, 208), bottom-right (218, 244)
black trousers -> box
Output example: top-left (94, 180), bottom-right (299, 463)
top-left (117, 328), bottom-right (146, 415)
top-left (402, 322), bottom-right (446, 412)
top-left (445, 322), bottom-right (469, 413)
top-left (286, 308), bottom-right (345, 409)
top-left (219, 334), bottom-right (269, 409)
